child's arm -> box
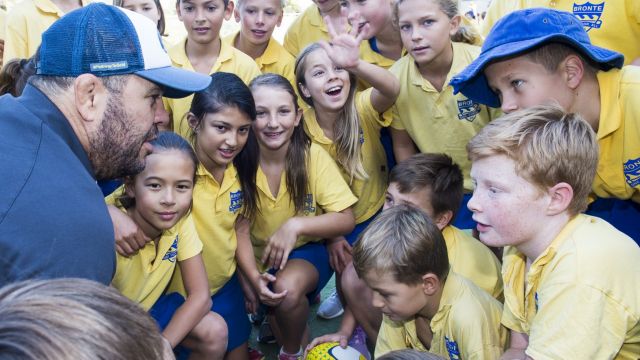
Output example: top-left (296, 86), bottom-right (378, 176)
top-left (390, 127), bottom-right (418, 163)
top-left (319, 13), bottom-right (400, 113)
top-left (263, 208), bottom-right (356, 270)
top-left (107, 205), bottom-right (150, 256)
top-left (162, 254), bottom-right (212, 348)
top-left (305, 306), bottom-right (358, 354)
top-left (500, 330), bottom-right (529, 360)
top-left (235, 216), bottom-right (288, 306)
top-left (326, 235), bottom-right (352, 274)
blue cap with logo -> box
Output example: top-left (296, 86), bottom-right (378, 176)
top-left (449, 8), bottom-right (624, 108)
top-left (37, 3), bottom-right (211, 98)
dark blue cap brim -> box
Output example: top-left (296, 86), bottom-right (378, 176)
top-left (135, 66), bottom-right (212, 98)
top-left (450, 34), bottom-right (624, 108)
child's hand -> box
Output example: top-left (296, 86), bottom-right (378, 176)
top-left (262, 218), bottom-right (301, 270)
top-left (237, 271), bottom-right (260, 314)
top-left (305, 332), bottom-right (349, 357)
top-left (319, 9), bottom-right (368, 71)
top-left (107, 205), bottom-right (150, 256)
top-left (326, 236), bottom-right (353, 274)
top-left (257, 272), bottom-right (288, 307)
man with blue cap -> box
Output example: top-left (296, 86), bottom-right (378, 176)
top-left (0, 3), bottom-right (212, 286)
top-left (450, 7), bottom-right (640, 247)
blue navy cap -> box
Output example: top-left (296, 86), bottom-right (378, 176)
top-left (37, 3), bottom-right (211, 98)
top-left (449, 8), bottom-right (624, 108)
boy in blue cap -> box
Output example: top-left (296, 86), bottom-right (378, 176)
top-left (450, 8), bottom-right (640, 245)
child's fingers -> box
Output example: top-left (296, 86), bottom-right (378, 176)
top-left (324, 15), bottom-right (338, 39)
top-left (318, 40), bottom-right (334, 57)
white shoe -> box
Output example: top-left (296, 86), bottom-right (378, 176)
top-left (317, 290), bottom-right (344, 319)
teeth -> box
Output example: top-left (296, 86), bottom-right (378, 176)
top-left (326, 86), bottom-right (341, 92)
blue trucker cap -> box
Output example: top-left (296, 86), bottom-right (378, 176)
top-left (37, 3), bottom-right (211, 98)
top-left (449, 8), bottom-right (624, 108)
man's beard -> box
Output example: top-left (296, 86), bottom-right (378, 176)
top-left (89, 97), bottom-right (157, 181)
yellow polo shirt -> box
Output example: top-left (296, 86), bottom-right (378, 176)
top-left (168, 164), bottom-right (244, 296)
top-left (480, 0), bottom-right (640, 65)
top-left (165, 38), bottom-right (261, 137)
top-left (501, 214), bottom-right (640, 359)
top-left (303, 89), bottom-right (390, 223)
top-left (223, 31), bottom-right (296, 87)
top-left (593, 66), bottom-right (640, 203)
top-left (389, 42), bottom-right (500, 191)
top-left (442, 225), bottom-right (503, 300)
top-left (283, 4), bottom-right (329, 57)
top-left (375, 272), bottom-right (507, 359)
top-left (250, 143), bottom-right (357, 264)
top-left (111, 213), bottom-right (203, 310)
top-left (3, 0), bottom-right (89, 63)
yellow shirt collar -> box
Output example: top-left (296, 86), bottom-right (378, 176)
top-left (169, 37), bottom-right (234, 71)
top-left (430, 270), bottom-right (460, 331)
top-left (308, 5), bottom-right (327, 31)
top-left (302, 108), bottom-right (333, 145)
top-left (196, 163), bottom-right (239, 193)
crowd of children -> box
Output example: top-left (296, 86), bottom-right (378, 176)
top-left (1, 0), bottom-right (640, 359)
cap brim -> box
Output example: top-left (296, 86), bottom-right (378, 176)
top-left (450, 35), bottom-right (624, 108)
top-left (135, 66), bottom-right (212, 98)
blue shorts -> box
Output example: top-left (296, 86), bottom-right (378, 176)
top-left (269, 241), bottom-right (332, 302)
top-left (345, 207), bottom-right (382, 246)
top-left (586, 197), bottom-right (640, 246)
top-left (380, 127), bottom-right (396, 171)
top-left (452, 193), bottom-right (475, 230)
top-left (149, 273), bottom-right (251, 353)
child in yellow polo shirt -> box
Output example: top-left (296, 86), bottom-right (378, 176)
top-left (466, 105), bottom-right (640, 359)
top-left (352, 205), bottom-right (506, 359)
top-left (3, 0), bottom-right (85, 63)
top-left (451, 7), bottom-right (640, 244)
top-left (238, 73), bottom-right (357, 360)
top-left (283, 0), bottom-right (341, 57)
top-left (166, 0), bottom-right (261, 137)
top-left (307, 153), bottom-right (503, 353)
top-left (224, 0), bottom-right (295, 86)
top-left (110, 73), bottom-right (262, 360)
top-left (480, 0), bottom-right (640, 65)
top-left (110, 131), bottom-right (227, 359)
top-left (389, 0), bottom-right (499, 231)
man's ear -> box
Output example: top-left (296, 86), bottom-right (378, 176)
top-left (546, 182), bottom-right (574, 215)
top-left (561, 55), bottom-right (585, 90)
top-left (421, 273), bottom-right (440, 296)
top-left (74, 74), bottom-right (109, 125)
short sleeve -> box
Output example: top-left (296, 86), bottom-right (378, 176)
top-left (310, 145), bottom-right (358, 213)
top-left (526, 282), bottom-right (629, 359)
top-left (355, 89), bottom-right (392, 129)
top-left (176, 214), bottom-right (203, 262)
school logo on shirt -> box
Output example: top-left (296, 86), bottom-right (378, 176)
top-left (229, 190), bottom-right (244, 213)
top-left (303, 194), bottom-right (316, 215)
top-left (457, 99), bottom-right (481, 122)
top-left (162, 236), bottom-right (178, 263)
top-left (535, 292), bottom-right (539, 313)
top-left (444, 336), bottom-right (461, 360)
top-left (358, 127), bottom-right (365, 144)
top-left (573, 2), bottom-right (604, 32)
top-left (623, 157), bottom-right (640, 188)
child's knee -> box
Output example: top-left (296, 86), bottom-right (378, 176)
top-left (192, 311), bottom-right (228, 354)
top-left (273, 276), bottom-right (307, 307)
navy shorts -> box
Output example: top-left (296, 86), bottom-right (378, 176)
top-left (149, 272), bottom-right (251, 353)
top-left (269, 241), bottom-right (332, 302)
top-left (586, 197), bottom-right (640, 246)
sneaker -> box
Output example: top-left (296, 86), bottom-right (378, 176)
top-left (348, 326), bottom-right (371, 360)
top-left (257, 318), bottom-right (276, 344)
top-left (316, 290), bottom-right (344, 319)
top-left (278, 347), bottom-right (302, 360)
top-left (248, 347), bottom-right (265, 360)
top-left (249, 306), bottom-right (266, 325)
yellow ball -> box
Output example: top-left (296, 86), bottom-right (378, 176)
top-left (306, 342), bottom-right (366, 360)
